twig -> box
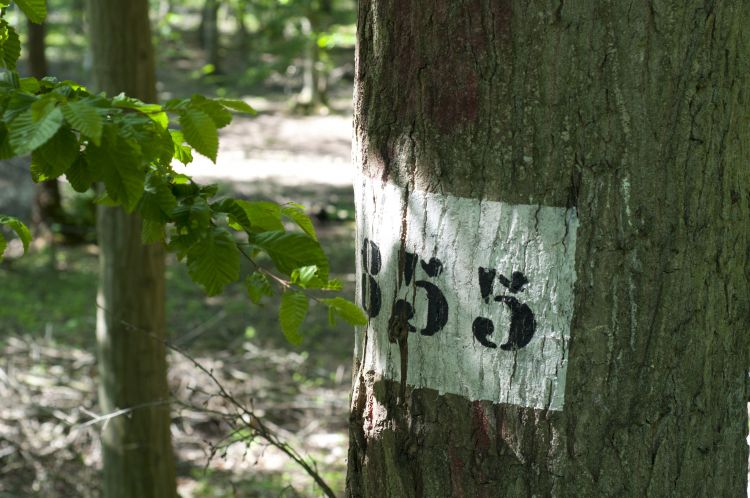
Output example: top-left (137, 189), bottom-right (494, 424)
top-left (95, 302), bottom-right (338, 498)
top-left (73, 399), bottom-right (173, 429)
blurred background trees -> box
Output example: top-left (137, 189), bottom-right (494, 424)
top-left (9, 0), bottom-right (355, 108)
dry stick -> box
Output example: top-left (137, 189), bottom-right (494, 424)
top-left (93, 303), bottom-right (338, 498)
top-left (75, 399), bottom-right (173, 429)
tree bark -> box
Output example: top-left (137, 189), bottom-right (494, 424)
top-left (87, 1), bottom-right (177, 497)
top-left (347, 2), bottom-right (749, 497)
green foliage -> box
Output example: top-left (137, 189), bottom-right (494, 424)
top-left (9, 95), bottom-right (64, 155)
top-left (30, 126), bottom-right (78, 181)
top-left (250, 231), bottom-right (329, 282)
top-left (14, 0), bottom-right (46, 24)
top-left (282, 203), bottom-right (317, 240)
top-left (245, 271), bottom-right (273, 304)
top-left (0, 215), bottom-right (31, 259)
top-left (61, 99), bottom-right (103, 144)
top-left (215, 98), bottom-right (256, 115)
top-left (179, 107), bottom-right (218, 161)
top-left (0, 0), bottom-right (366, 342)
top-left (0, 20), bottom-right (20, 70)
top-left (279, 290), bottom-right (307, 345)
top-left (322, 297), bottom-right (367, 326)
top-left (187, 227), bottom-right (241, 296)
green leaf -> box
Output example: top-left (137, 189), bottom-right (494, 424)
top-left (190, 95), bottom-right (232, 128)
top-left (139, 173), bottom-right (177, 221)
top-left (216, 98), bottom-right (256, 115)
top-left (250, 231), bottom-right (329, 281)
top-left (61, 99), bottom-right (103, 145)
top-left (0, 232), bottom-right (6, 260)
top-left (290, 265), bottom-right (319, 287)
top-left (148, 111), bottom-right (169, 129)
top-left (0, 215), bottom-right (31, 254)
top-left (321, 297), bottom-right (368, 326)
top-left (281, 204), bottom-right (317, 240)
top-left (87, 132), bottom-right (145, 212)
top-left (19, 77), bottom-right (40, 93)
top-left (111, 94), bottom-right (162, 114)
top-left (237, 200), bottom-right (283, 232)
top-left (163, 97), bottom-right (189, 112)
top-left (141, 219), bottom-right (165, 244)
top-left (215, 199), bottom-right (284, 233)
top-left (245, 271), bottom-right (273, 304)
top-left (9, 101), bottom-right (64, 155)
top-left (15, 0), bottom-right (47, 23)
top-left (135, 121), bottom-right (174, 167)
top-left (322, 279), bottom-right (343, 291)
top-left (170, 130), bottom-right (193, 164)
top-left (1, 22), bottom-right (21, 70)
top-left (279, 290), bottom-right (308, 345)
top-left (65, 153), bottom-right (98, 192)
top-left (170, 173), bottom-right (192, 185)
top-left (3, 91), bottom-right (36, 122)
top-left (171, 196), bottom-right (211, 231)
top-left (187, 227), bottom-right (241, 296)
top-left (30, 126), bottom-right (79, 181)
top-left (180, 108), bottom-right (218, 162)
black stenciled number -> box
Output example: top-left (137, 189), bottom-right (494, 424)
top-left (391, 251), bottom-right (449, 336)
top-left (361, 238), bottom-right (382, 317)
top-left (472, 269), bottom-right (537, 350)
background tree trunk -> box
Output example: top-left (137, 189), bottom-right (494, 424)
top-left (201, 0), bottom-right (221, 73)
top-left (295, 0), bottom-right (333, 113)
top-left (27, 20), bottom-right (64, 238)
top-left (347, 2), bottom-right (749, 497)
top-left (86, 1), bottom-right (177, 497)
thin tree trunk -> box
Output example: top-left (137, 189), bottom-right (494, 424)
top-left (234, 0), bottom-right (249, 53)
top-left (347, 2), bottom-right (749, 497)
top-left (86, 1), bottom-right (177, 497)
top-left (201, 0), bottom-right (221, 73)
top-left (27, 20), bottom-right (63, 239)
top-left (295, 15), bottom-right (326, 113)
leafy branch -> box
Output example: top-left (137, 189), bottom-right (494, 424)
top-left (0, 1), bottom-right (366, 342)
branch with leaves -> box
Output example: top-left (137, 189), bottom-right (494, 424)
top-left (0, 0), bottom-right (366, 342)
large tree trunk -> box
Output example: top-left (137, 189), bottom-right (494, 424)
top-left (347, 2), bottom-right (749, 497)
top-left (87, 1), bottom-right (177, 497)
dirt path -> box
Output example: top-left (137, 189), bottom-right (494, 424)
top-left (176, 110), bottom-right (354, 188)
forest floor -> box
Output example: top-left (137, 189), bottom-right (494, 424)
top-left (0, 98), bottom-right (358, 497)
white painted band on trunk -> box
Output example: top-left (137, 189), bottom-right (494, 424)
top-left (355, 175), bottom-right (579, 411)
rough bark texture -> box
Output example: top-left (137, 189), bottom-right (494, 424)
top-left (87, 1), bottom-right (177, 497)
top-left (347, 2), bottom-right (749, 497)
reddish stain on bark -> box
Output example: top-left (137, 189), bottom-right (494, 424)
top-left (472, 401), bottom-right (491, 452)
top-left (448, 445), bottom-right (465, 497)
top-left (383, 0), bottom-right (486, 135)
top-left (494, 0), bottom-right (513, 42)
top-left (426, 63), bottom-right (479, 135)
